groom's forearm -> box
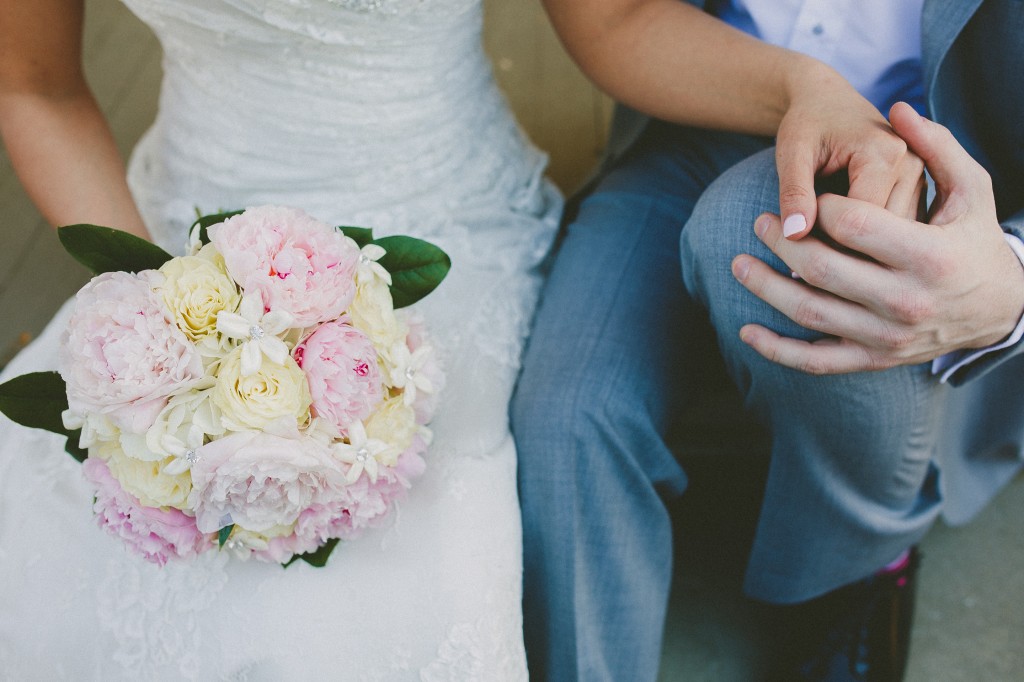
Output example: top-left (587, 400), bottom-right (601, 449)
top-left (541, 0), bottom-right (829, 137)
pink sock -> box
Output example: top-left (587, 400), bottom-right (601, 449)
top-left (880, 549), bottom-right (911, 573)
top-left (877, 549), bottom-right (912, 586)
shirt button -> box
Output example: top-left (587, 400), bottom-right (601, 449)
top-left (812, 23), bottom-right (825, 35)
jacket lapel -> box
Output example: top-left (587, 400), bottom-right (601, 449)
top-left (922, 0), bottom-right (983, 112)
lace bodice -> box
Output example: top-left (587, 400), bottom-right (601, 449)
top-left (120, 0), bottom-right (553, 263)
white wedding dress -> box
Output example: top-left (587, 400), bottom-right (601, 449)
top-left (0, 1), bottom-right (560, 679)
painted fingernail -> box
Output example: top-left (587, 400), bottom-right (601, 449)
top-left (755, 215), bottom-right (772, 238)
top-left (783, 214), bottom-right (806, 238)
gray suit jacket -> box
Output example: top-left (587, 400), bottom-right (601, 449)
top-left (923, 0), bottom-right (1024, 383)
top-left (602, 0), bottom-right (1024, 521)
top-left (922, 0), bottom-right (1024, 522)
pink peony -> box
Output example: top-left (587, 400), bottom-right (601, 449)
top-left (256, 447), bottom-right (426, 564)
top-left (208, 206), bottom-right (360, 327)
top-left (396, 434), bottom-right (430, 477)
top-left (256, 501), bottom-right (346, 563)
top-left (294, 317), bottom-right (384, 431)
top-left (187, 429), bottom-right (347, 535)
top-left (83, 457), bottom-right (208, 566)
top-left (326, 446), bottom-right (423, 536)
top-left (59, 271), bottom-right (204, 434)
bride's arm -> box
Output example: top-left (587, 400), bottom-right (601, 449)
top-left (0, 0), bottom-right (150, 240)
top-left (543, 0), bottom-right (824, 136)
top-left (542, 0), bottom-right (924, 234)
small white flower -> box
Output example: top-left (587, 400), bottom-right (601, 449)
top-left (126, 385), bottom-right (223, 472)
top-left (160, 425), bottom-right (206, 476)
top-left (388, 343), bottom-right (435, 406)
top-left (333, 420), bottom-right (392, 483)
top-left (221, 528), bottom-right (270, 560)
top-left (217, 294), bottom-right (293, 376)
top-left (356, 243), bottom-right (391, 286)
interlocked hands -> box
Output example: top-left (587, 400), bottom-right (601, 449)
top-left (733, 103), bottom-right (1024, 375)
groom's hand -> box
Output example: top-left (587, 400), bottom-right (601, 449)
top-left (731, 103), bottom-right (1024, 375)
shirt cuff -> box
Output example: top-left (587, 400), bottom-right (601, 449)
top-left (931, 233), bottom-right (1024, 383)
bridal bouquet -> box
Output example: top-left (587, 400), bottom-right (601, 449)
top-left (0, 206), bottom-right (448, 567)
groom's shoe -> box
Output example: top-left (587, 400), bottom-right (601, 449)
top-left (764, 547), bottom-right (921, 682)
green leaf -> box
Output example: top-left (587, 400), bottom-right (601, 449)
top-left (190, 210), bottom-right (244, 245)
top-left (337, 226), bottom-right (374, 248)
top-left (373, 236), bottom-right (451, 308)
top-left (283, 537), bottom-right (340, 569)
top-left (0, 371), bottom-right (69, 434)
top-left (218, 525), bottom-right (234, 549)
top-left (0, 371), bottom-right (86, 462)
top-left (58, 224), bottom-right (174, 275)
top-left (64, 438), bottom-right (88, 464)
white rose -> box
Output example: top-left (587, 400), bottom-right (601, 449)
top-left (212, 346), bottom-right (311, 431)
top-left (348, 277), bottom-right (406, 357)
top-left (157, 244), bottom-right (241, 354)
top-left (102, 439), bottom-right (192, 510)
top-left (364, 395), bottom-right (417, 466)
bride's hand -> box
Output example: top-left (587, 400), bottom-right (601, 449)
top-left (774, 59), bottom-right (927, 240)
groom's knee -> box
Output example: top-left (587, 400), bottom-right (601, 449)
top-left (680, 147), bottom-right (779, 305)
top-left (680, 148), bottom-right (819, 353)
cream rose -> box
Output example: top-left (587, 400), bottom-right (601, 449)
top-left (102, 439), bottom-right (192, 510)
top-left (348, 276), bottom-right (406, 359)
top-left (212, 346), bottom-right (311, 431)
top-left (364, 395), bottom-right (417, 466)
top-left (157, 244), bottom-right (241, 353)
